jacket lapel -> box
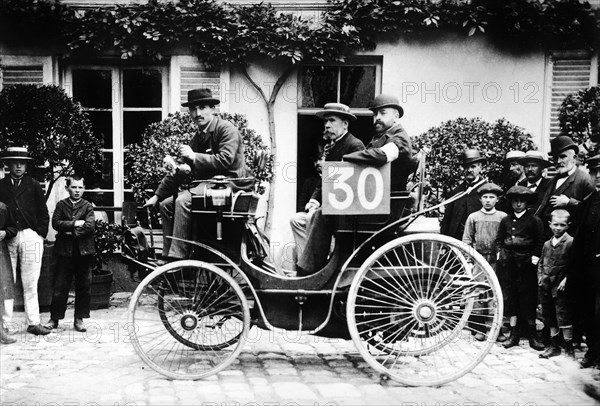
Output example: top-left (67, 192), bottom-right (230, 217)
top-left (554, 171), bottom-right (576, 195)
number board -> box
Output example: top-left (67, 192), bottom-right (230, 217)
top-left (321, 162), bottom-right (390, 215)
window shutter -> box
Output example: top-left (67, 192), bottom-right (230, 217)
top-left (1, 65), bottom-right (44, 88)
top-left (179, 65), bottom-right (220, 111)
top-left (548, 52), bottom-right (593, 140)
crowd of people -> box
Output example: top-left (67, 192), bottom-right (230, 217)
top-left (442, 137), bottom-right (600, 370)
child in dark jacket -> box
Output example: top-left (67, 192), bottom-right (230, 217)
top-left (45, 176), bottom-right (96, 332)
top-left (538, 209), bottom-right (574, 358)
top-left (496, 186), bottom-right (545, 351)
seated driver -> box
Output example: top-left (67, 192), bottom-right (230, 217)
top-left (143, 88), bottom-right (253, 259)
top-left (295, 94), bottom-right (414, 276)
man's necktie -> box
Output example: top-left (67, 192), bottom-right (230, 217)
top-left (322, 141), bottom-right (334, 159)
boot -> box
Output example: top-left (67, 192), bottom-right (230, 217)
top-left (496, 333), bottom-right (507, 343)
top-left (528, 324), bottom-right (545, 351)
top-left (504, 326), bottom-right (520, 348)
top-left (0, 326), bottom-right (16, 344)
top-left (539, 335), bottom-right (561, 358)
top-left (564, 340), bottom-right (575, 358)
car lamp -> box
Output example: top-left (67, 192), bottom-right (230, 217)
top-left (206, 175), bottom-right (232, 240)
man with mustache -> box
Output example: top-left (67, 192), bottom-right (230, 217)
top-left (517, 150), bottom-right (552, 213)
top-left (439, 149), bottom-right (486, 240)
top-left (296, 94), bottom-right (413, 276)
top-left (290, 103), bottom-right (364, 260)
top-left (536, 136), bottom-right (594, 240)
top-left (144, 88), bottom-right (253, 259)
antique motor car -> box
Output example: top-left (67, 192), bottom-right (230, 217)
top-left (123, 152), bottom-right (503, 387)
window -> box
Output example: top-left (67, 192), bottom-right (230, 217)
top-left (66, 66), bottom-right (168, 213)
top-left (1, 65), bottom-right (44, 87)
top-left (296, 59), bottom-right (381, 210)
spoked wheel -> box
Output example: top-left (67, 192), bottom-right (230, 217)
top-left (347, 233), bottom-right (503, 386)
top-left (128, 260), bottom-right (250, 380)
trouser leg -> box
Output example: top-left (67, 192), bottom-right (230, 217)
top-left (50, 256), bottom-right (74, 320)
top-left (16, 229), bottom-right (44, 326)
top-left (3, 236), bottom-right (18, 324)
top-left (159, 195), bottom-right (175, 257)
top-left (73, 255), bottom-right (92, 319)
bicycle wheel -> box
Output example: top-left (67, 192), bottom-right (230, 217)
top-left (347, 233), bottom-right (503, 386)
top-left (128, 260), bottom-right (250, 380)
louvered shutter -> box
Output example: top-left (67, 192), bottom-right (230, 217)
top-left (179, 65), bottom-right (220, 111)
top-left (1, 65), bottom-right (44, 88)
top-left (548, 52), bottom-right (593, 140)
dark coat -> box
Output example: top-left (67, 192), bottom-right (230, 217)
top-left (0, 202), bottom-right (16, 301)
top-left (343, 123), bottom-right (415, 191)
top-left (536, 168), bottom-right (594, 237)
top-left (538, 233), bottom-right (573, 298)
top-left (310, 132), bottom-right (365, 204)
top-left (516, 177), bottom-right (552, 214)
top-left (570, 190), bottom-right (600, 291)
top-left (52, 198), bottom-right (96, 257)
top-left (440, 180), bottom-right (482, 240)
top-left (0, 175), bottom-right (49, 238)
top-left (155, 116), bottom-right (253, 199)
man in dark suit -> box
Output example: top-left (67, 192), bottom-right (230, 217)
top-left (0, 146), bottom-right (50, 336)
top-left (536, 136), bottom-right (594, 240)
top-left (296, 95), bottom-right (412, 275)
top-left (517, 150), bottom-right (552, 213)
top-left (290, 103), bottom-right (364, 260)
top-left (439, 149), bottom-right (486, 240)
top-left (144, 88), bottom-right (253, 259)
top-left (571, 154), bottom-right (600, 369)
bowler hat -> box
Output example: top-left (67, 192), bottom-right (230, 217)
top-left (369, 94), bottom-right (404, 118)
top-left (0, 146), bottom-right (33, 161)
top-left (505, 150), bottom-right (525, 162)
top-left (549, 135), bottom-right (578, 156)
top-left (506, 185), bottom-right (537, 204)
top-left (315, 103), bottom-right (357, 122)
top-left (587, 154), bottom-right (600, 171)
top-left (477, 182), bottom-right (503, 197)
top-left (460, 149), bottom-right (486, 166)
top-left (518, 150), bottom-right (551, 168)
top-left (181, 88), bottom-right (220, 107)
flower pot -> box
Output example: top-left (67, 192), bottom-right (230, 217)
top-left (90, 269), bottom-right (113, 310)
top-left (13, 240), bottom-right (56, 311)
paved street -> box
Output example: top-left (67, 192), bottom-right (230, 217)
top-left (1, 295), bottom-right (599, 406)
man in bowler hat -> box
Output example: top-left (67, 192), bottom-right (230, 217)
top-left (0, 146), bottom-right (50, 335)
top-left (440, 149), bottom-right (486, 240)
top-left (144, 88), bottom-right (253, 259)
top-left (570, 154), bottom-right (600, 369)
top-left (290, 103), bottom-right (364, 260)
top-left (536, 135), bottom-right (594, 240)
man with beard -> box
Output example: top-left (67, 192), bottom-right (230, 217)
top-left (517, 150), bottom-right (552, 213)
top-left (144, 88), bottom-right (253, 259)
top-left (440, 149), bottom-right (486, 240)
top-left (536, 136), bottom-right (594, 240)
top-left (295, 94), bottom-right (413, 276)
top-left (290, 103), bottom-right (364, 260)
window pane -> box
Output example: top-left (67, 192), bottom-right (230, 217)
top-left (123, 69), bottom-right (162, 107)
top-left (72, 69), bottom-right (112, 108)
top-left (97, 151), bottom-right (114, 189)
top-left (86, 111), bottom-right (112, 149)
top-left (300, 66), bottom-right (338, 108)
top-left (123, 111), bottom-right (162, 147)
top-left (340, 66), bottom-right (376, 107)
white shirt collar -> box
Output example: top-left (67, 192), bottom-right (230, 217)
top-left (514, 210), bottom-right (526, 218)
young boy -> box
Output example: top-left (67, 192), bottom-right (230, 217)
top-left (45, 176), bottom-right (96, 332)
top-left (496, 185), bottom-right (545, 350)
top-left (538, 209), bottom-right (574, 358)
top-left (463, 182), bottom-right (507, 341)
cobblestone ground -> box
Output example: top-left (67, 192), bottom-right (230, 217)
top-left (1, 295), bottom-right (599, 406)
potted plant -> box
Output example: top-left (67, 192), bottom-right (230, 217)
top-left (91, 219), bottom-right (123, 310)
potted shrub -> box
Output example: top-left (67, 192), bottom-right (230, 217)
top-left (90, 219), bottom-right (123, 310)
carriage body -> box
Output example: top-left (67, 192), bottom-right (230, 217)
top-left (126, 162), bottom-right (504, 386)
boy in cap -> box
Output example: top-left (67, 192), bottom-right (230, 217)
top-left (537, 209), bottom-right (574, 358)
top-left (496, 186), bottom-right (545, 350)
top-left (462, 182), bottom-right (507, 341)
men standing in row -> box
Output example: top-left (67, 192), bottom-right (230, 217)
top-left (536, 136), bottom-right (594, 240)
top-left (144, 88), bottom-right (253, 259)
top-left (440, 149), bottom-right (486, 240)
top-left (290, 103), bottom-right (364, 260)
top-left (0, 147), bottom-right (50, 335)
top-left (296, 94), bottom-right (413, 276)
